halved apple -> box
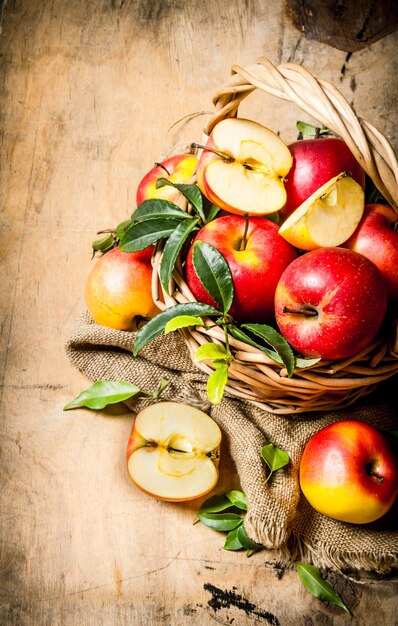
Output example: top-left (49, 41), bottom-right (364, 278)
top-left (126, 402), bottom-right (222, 501)
top-left (278, 172), bottom-right (365, 250)
top-left (196, 118), bottom-right (293, 216)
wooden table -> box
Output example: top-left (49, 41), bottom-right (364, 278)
top-left (1, 2), bottom-right (397, 624)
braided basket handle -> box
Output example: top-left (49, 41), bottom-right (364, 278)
top-left (204, 57), bottom-right (398, 211)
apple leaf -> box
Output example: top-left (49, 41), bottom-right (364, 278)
top-left (115, 219), bottom-right (134, 240)
top-left (164, 315), bottom-right (204, 334)
top-left (236, 524), bottom-right (263, 553)
top-left (193, 241), bottom-right (234, 315)
top-left (63, 380), bottom-right (144, 411)
top-left (206, 361), bottom-right (229, 406)
top-left (295, 356), bottom-right (321, 369)
top-left (198, 493), bottom-right (236, 514)
top-left (296, 120), bottom-right (331, 138)
top-left (296, 563), bottom-right (351, 614)
top-left (194, 343), bottom-right (232, 364)
top-left (225, 490), bottom-right (247, 510)
top-left (242, 324), bottom-right (295, 377)
top-left (204, 202), bottom-right (221, 223)
top-left (156, 178), bottom-right (205, 222)
top-left (132, 198), bottom-right (191, 221)
top-left (228, 325), bottom-right (283, 364)
top-left (196, 511), bottom-right (243, 532)
top-left (223, 526), bottom-right (244, 551)
top-left (120, 217), bottom-right (182, 251)
top-left (133, 302), bottom-right (220, 355)
top-left (160, 217), bottom-right (200, 294)
top-left (91, 234), bottom-right (116, 257)
top-left (260, 443), bottom-right (290, 483)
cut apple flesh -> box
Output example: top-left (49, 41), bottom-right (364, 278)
top-left (278, 173), bottom-right (365, 250)
top-left (126, 402), bottom-right (222, 501)
top-left (198, 118), bottom-right (293, 216)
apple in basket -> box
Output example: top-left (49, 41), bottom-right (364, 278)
top-left (185, 214), bottom-right (297, 322)
top-left (282, 135), bottom-right (366, 219)
top-left (344, 203), bottom-right (398, 301)
top-left (299, 420), bottom-right (398, 524)
top-left (195, 117), bottom-right (293, 216)
top-left (126, 402), bottom-right (222, 501)
top-left (85, 245), bottom-right (159, 330)
top-left (274, 247), bottom-right (388, 361)
top-left (136, 153), bottom-right (197, 205)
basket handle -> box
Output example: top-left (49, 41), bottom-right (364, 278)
top-left (204, 57), bottom-right (398, 211)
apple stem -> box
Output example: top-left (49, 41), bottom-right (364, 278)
top-left (154, 162), bottom-right (171, 176)
top-left (282, 305), bottom-right (318, 318)
top-left (190, 142), bottom-right (234, 163)
top-left (238, 213), bottom-right (250, 251)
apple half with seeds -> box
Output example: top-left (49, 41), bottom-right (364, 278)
top-left (278, 172), bottom-right (364, 250)
top-left (126, 402), bottom-right (222, 501)
top-left (196, 118), bottom-right (293, 216)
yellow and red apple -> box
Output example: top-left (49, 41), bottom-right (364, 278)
top-left (344, 203), bottom-right (398, 301)
top-left (196, 118), bottom-right (293, 216)
top-left (274, 247), bottom-right (388, 360)
top-left (126, 402), bottom-right (222, 501)
top-left (136, 153), bottom-right (197, 205)
top-left (185, 214), bottom-right (297, 322)
top-left (85, 245), bottom-right (159, 330)
top-left (299, 420), bottom-right (398, 524)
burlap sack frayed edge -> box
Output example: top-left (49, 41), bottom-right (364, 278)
top-left (65, 309), bottom-right (398, 575)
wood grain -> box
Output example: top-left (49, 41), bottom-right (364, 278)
top-left (1, 1), bottom-right (398, 624)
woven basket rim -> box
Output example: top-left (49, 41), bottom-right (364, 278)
top-left (151, 58), bottom-right (398, 415)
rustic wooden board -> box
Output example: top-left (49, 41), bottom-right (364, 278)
top-left (1, 1), bottom-right (398, 624)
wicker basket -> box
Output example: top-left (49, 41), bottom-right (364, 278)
top-left (151, 57), bottom-right (398, 415)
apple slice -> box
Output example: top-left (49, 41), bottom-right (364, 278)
top-left (278, 172), bottom-right (365, 250)
top-left (126, 402), bottom-right (222, 501)
top-left (196, 118), bottom-right (293, 216)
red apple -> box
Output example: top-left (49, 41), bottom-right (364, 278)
top-left (282, 137), bottom-right (365, 218)
top-left (344, 203), bottom-right (398, 301)
top-left (299, 420), bottom-right (398, 524)
top-left (136, 153), bottom-right (197, 205)
top-left (185, 214), bottom-right (297, 323)
top-left (274, 247), bottom-right (388, 360)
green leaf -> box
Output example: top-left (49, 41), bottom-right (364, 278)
top-left (115, 219), bottom-right (133, 240)
top-left (198, 493), bottom-right (235, 514)
top-left (159, 217), bottom-right (199, 293)
top-left (296, 563), bottom-right (351, 614)
top-left (193, 241), bottom-right (234, 314)
top-left (133, 302), bottom-right (220, 355)
top-left (296, 120), bottom-right (331, 138)
top-left (225, 490), bottom-right (247, 510)
top-left (205, 203), bottom-right (221, 223)
top-left (156, 178), bottom-right (205, 221)
top-left (236, 524), bottom-right (263, 552)
top-left (63, 380), bottom-right (143, 411)
top-left (264, 212), bottom-right (280, 224)
top-left (164, 315), bottom-right (204, 334)
top-left (260, 443), bottom-right (290, 482)
top-left (228, 326), bottom-right (282, 364)
top-left (120, 218), bottom-right (181, 251)
top-left (242, 324), bottom-right (295, 377)
top-left (197, 511), bottom-right (243, 532)
top-left (194, 343), bottom-right (231, 364)
top-left (91, 234), bottom-right (115, 256)
top-left (206, 361), bottom-right (229, 405)
top-left (132, 198), bottom-right (191, 222)
top-left (223, 526), bottom-right (244, 551)
top-left (295, 356), bottom-right (321, 369)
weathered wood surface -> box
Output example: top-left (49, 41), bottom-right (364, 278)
top-left (1, 1), bottom-right (398, 624)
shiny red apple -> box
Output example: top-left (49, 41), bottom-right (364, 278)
top-left (136, 153), bottom-right (197, 206)
top-left (344, 203), bottom-right (398, 301)
top-left (282, 137), bottom-right (365, 218)
top-left (185, 214), bottom-right (297, 323)
top-left (274, 247), bottom-right (388, 360)
top-left (299, 420), bottom-right (398, 524)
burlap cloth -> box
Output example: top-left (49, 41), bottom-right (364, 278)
top-left (65, 308), bottom-right (398, 574)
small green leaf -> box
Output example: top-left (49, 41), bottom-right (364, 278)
top-left (91, 234), bottom-right (115, 256)
top-left (242, 324), bottom-right (295, 377)
top-left (260, 443), bottom-right (290, 483)
top-left (194, 343), bottom-right (231, 363)
top-left (63, 380), bottom-right (143, 411)
top-left (159, 217), bottom-right (199, 293)
top-left (228, 325), bottom-right (282, 364)
top-left (206, 362), bottom-right (229, 405)
top-left (205, 203), bottom-right (221, 223)
top-left (236, 525), bottom-right (263, 553)
top-left (264, 211), bottom-right (280, 224)
top-left (164, 315), bottom-right (204, 334)
top-left (151, 377), bottom-right (169, 400)
top-left (296, 121), bottom-right (331, 138)
top-left (120, 218), bottom-right (181, 251)
top-left (296, 563), bottom-right (351, 614)
top-left (193, 241), bottom-right (234, 314)
top-left (197, 511), bottom-right (243, 532)
top-left (115, 219), bottom-right (133, 240)
top-left (223, 526), bottom-right (244, 551)
top-left (225, 490), bottom-right (247, 510)
top-left (156, 178), bottom-right (205, 221)
top-left (295, 356), bottom-right (321, 369)
top-left (198, 493), bottom-right (235, 514)
top-left (132, 198), bottom-right (191, 221)
top-left (133, 302), bottom-right (220, 355)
